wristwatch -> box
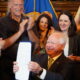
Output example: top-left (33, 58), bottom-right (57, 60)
top-left (38, 68), bottom-right (43, 76)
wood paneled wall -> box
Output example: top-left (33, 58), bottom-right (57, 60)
top-left (0, 1), bottom-right (7, 17)
top-left (51, 1), bottom-right (80, 16)
top-left (0, 1), bottom-right (80, 17)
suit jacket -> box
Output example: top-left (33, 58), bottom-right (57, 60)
top-left (72, 61), bottom-right (80, 80)
top-left (29, 53), bottom-right (73, 80)
top-left (68, 33), bottom-right (80, 56)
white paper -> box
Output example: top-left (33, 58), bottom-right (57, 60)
top-left (15, 42), bottom-right (31, 80)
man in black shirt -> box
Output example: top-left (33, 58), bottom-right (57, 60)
top-left (0, 0), bottom-right (39, 80)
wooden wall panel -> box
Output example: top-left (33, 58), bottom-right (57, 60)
top-left (0, 1), bottom-right (80, 17)
top-left (51, 1), bottom-right (80, 16)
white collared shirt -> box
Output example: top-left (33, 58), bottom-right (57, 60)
top-left (64, 37), bottom-right (69, 57)
top-left (39, 53), bottom-right (62, 80)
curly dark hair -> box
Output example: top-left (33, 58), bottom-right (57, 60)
top-left (36, 14), bottom-right (54, 37)
top-left (56, 10), bottom-right (77, 37)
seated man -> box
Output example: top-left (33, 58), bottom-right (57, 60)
top-left (13, 32), bottom-right (73, 80)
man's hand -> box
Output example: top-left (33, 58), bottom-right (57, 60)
top-left (19, 19), bottom-right (29, 33)
top-left (28, 61), bottom-right (43, 74)
top-left (68, 55), bottom-right (80, 61)
top-left (13, 62), bottom-right (19, 73)
top-left (0, 38), bottom-right (5, 50)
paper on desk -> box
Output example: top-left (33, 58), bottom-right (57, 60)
top-left (15, 42), bottom-right (31, 80)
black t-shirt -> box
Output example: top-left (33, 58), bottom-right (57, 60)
top-left (0, 14), bottom-right (29, 60)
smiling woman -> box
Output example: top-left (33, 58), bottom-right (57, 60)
top-left (34, 13), bottom-right (54, 54)
top-left (55, 10), bottom-right (80, 61)
top-left (59, 14), bottom-right (71, 32)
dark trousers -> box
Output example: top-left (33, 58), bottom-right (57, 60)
top-left (0, 56), bottom-right (15, 80)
